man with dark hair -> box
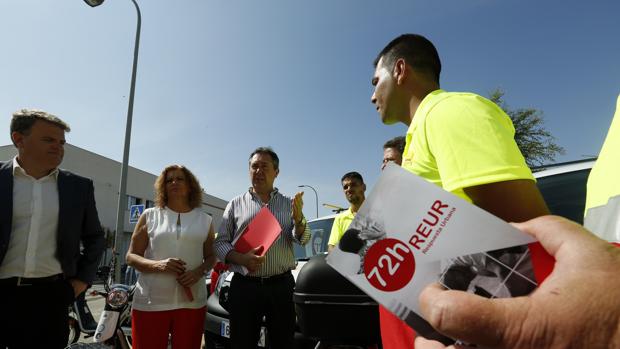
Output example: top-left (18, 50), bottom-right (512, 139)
top-left (328, 172), bottom-right (366, 252)
top-left (0, 109), bottom-right (105, 348)
top-left (382, 136), bottom-right (405, 170)
top-left (213, 146), bottom-right (310, 349)
top-left (370, 34), bottom-right (549, 347)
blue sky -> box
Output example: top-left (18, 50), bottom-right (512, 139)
top-left (1, 0), bottom-right (619, 218)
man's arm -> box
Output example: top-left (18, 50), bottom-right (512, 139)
top-left (463, 179), bottom-right (549, 222)
top-left (73, 179), bottom-right (106, 295)
top-left (327, 215), bottom-right (342, 252)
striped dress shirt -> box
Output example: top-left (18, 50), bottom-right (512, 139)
top-left (214, 188), bottom-right (311, 277)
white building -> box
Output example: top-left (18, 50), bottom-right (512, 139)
top-left (0, 143), bottom-right (228, 265)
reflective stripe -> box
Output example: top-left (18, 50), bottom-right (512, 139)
top-left (584, 195), bottom-right (620, 242)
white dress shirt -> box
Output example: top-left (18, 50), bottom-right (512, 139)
top-left (0, 157), bottom-right (62, 278)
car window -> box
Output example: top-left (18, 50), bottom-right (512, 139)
top-left (294, 218), bottom-right (334, 260)
top-left (536, 169), bottom-right (591, 224)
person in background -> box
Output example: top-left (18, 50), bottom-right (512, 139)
top-left (127, 165), bottom-right (215, 349)
top-left (213, 147), bottom-right (310, 349)
top-left (0, 109), bottom-right (105, 349)
top-left (327, 171), bottom-right (366, 252)
top-left (370, 33), bottom-right (549, 348)
top-left (382, 135), bottom-right (405, 170)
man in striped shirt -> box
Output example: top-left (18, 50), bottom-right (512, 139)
top-left (213, 146), bottom-right (310, 349)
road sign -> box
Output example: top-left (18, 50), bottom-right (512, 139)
top-left (129, 204), bottom-right (145, 224)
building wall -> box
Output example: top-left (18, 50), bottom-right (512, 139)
top-left (0, 144), bottom-right (228, 265)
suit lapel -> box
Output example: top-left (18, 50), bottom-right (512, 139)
top-left (0, 161), bottom-right (14, 250)
top-left (57, 170), bottom-right (69, 251)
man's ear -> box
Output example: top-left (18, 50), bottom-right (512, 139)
top-left (393, 58), bottom-right (408, 85)
top-left (363, 183), bottom-right (367, 192)
top-left (11, 131), bottom-right (24, 148)
top-left (275, 168), bottom-right (279, 178)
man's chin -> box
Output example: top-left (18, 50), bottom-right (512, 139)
top-left (381, 114), bottom-right (399, 125)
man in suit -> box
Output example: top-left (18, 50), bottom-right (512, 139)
top-left (0, 109), bottom-right (106, 349)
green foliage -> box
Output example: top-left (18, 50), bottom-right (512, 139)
top-left (489, 89), bottom-right (565, 167)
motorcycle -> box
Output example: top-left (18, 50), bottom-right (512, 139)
top-left (67, 292), bottom-right (98, 344)
top-left (66, 254), bottom-right (135, 349)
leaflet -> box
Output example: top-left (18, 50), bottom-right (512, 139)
top-left (326, 163), bottom-right (553, 344)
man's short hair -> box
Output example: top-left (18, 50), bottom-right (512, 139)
top-left (249, 146), bottom-right (280, 170)
top-left (373, 33), bottom-right (441, 85)
top-left (10, 109), bottom-right (70, 146)
top-left (383, 136), bottom-right (406, 154)
top-left (341, 171), bottom-right (364, 184)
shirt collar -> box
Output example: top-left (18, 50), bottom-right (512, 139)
top-left (12, 156), bottom-right (59, 180)
top-left (248, 187), bottom-right (280, 202)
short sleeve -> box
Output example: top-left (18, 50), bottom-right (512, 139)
top-left (425, 94), bottom-right (534, 192)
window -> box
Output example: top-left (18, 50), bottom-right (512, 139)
top-left (127, 195), bottom-right (143, 210)
top-left (145, 200), bottom-right (155, 208)
top-left (294, 217), bottom-right (335, 260)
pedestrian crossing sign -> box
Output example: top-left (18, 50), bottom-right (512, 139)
top-left (130, 204), bottom-right (145, 224)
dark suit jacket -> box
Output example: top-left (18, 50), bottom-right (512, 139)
top-left (0, 160), bottom-right (106, 284)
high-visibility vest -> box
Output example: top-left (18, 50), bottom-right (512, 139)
top-left (584, 94), bottom-right (620, 242)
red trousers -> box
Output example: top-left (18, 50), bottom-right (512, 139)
top-left (132, 306), bottom-right (206, 349)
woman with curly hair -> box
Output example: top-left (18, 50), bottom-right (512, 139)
top-left (127, 165), bottom-right (215, 349)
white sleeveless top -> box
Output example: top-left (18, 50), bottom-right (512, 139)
top-left (132, 207), bottom-right (212, 311)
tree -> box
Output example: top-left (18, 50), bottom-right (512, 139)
top-left (489, 89), bottom-right (565, 167)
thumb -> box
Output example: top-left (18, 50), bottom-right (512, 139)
top-left (419, 283), bottom-right (530, 347)
top-left (251, 245), bottom-right (265, 256)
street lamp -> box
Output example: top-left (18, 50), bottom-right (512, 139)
top-left (85, 0), bottom-right (141, 283)
top-left (297, 185), bottom-right (319, 219)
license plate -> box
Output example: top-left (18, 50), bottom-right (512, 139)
top-left (220, 320), bottom-right (266, 347)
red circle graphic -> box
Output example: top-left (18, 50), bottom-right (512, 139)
top-left (363, 238), bottom-right (415, 292)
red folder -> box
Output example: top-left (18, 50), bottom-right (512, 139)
top-left (234, 206), bottom-right (282, 257)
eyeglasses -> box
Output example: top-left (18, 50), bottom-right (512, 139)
top-left (165, 176), bottom-right (186, 184)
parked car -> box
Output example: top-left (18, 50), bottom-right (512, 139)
top-left (204, 215), bottom-right (336, 349)
top-left (533, 158), bottom-right (595, 224)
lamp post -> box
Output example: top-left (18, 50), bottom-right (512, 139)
top-left (297, 185), bottom-right (319, 219)
top-left (84, 0), bottom-right (141, 283)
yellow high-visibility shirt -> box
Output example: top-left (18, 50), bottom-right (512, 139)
top-left (402, 89), bottom-right (534, 202)
top-left (327, 208), bottom-right (355, 246)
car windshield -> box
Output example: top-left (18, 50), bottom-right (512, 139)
top-left (293, 218), bottom-right (334, 260)
top-left (536, 168), bottom-right (591, 225)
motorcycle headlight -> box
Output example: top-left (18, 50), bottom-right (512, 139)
top-left (107, 287), bottom-right (129, 309)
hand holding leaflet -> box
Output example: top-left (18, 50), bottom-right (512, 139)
top-left (326, 163), bottom-right (556, 345)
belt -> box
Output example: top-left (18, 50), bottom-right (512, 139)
top-left (237, 271), bottom-right (291, 284)
top-left (0, 274), bottom-right (64, 287)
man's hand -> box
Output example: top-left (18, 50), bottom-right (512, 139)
top-left (292, 191), bottom-right (304, 224)
top-left (241, 246), bottom-right (266, 273)
top-left (69, 279), bottom-right (88, 298)
top-left (154, 257), bottom-right (186, 274)
top-left (416, 215), bottom-right (620, 349)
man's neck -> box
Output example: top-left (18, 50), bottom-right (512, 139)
top-left (350, 200), bottom-right (364, 213)
top-left (16, 156), bottom-right (53, 180)
top-left (405, 84), bottom-right (440, 126)
top-left (252, 187), bottom-right (273, 204)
